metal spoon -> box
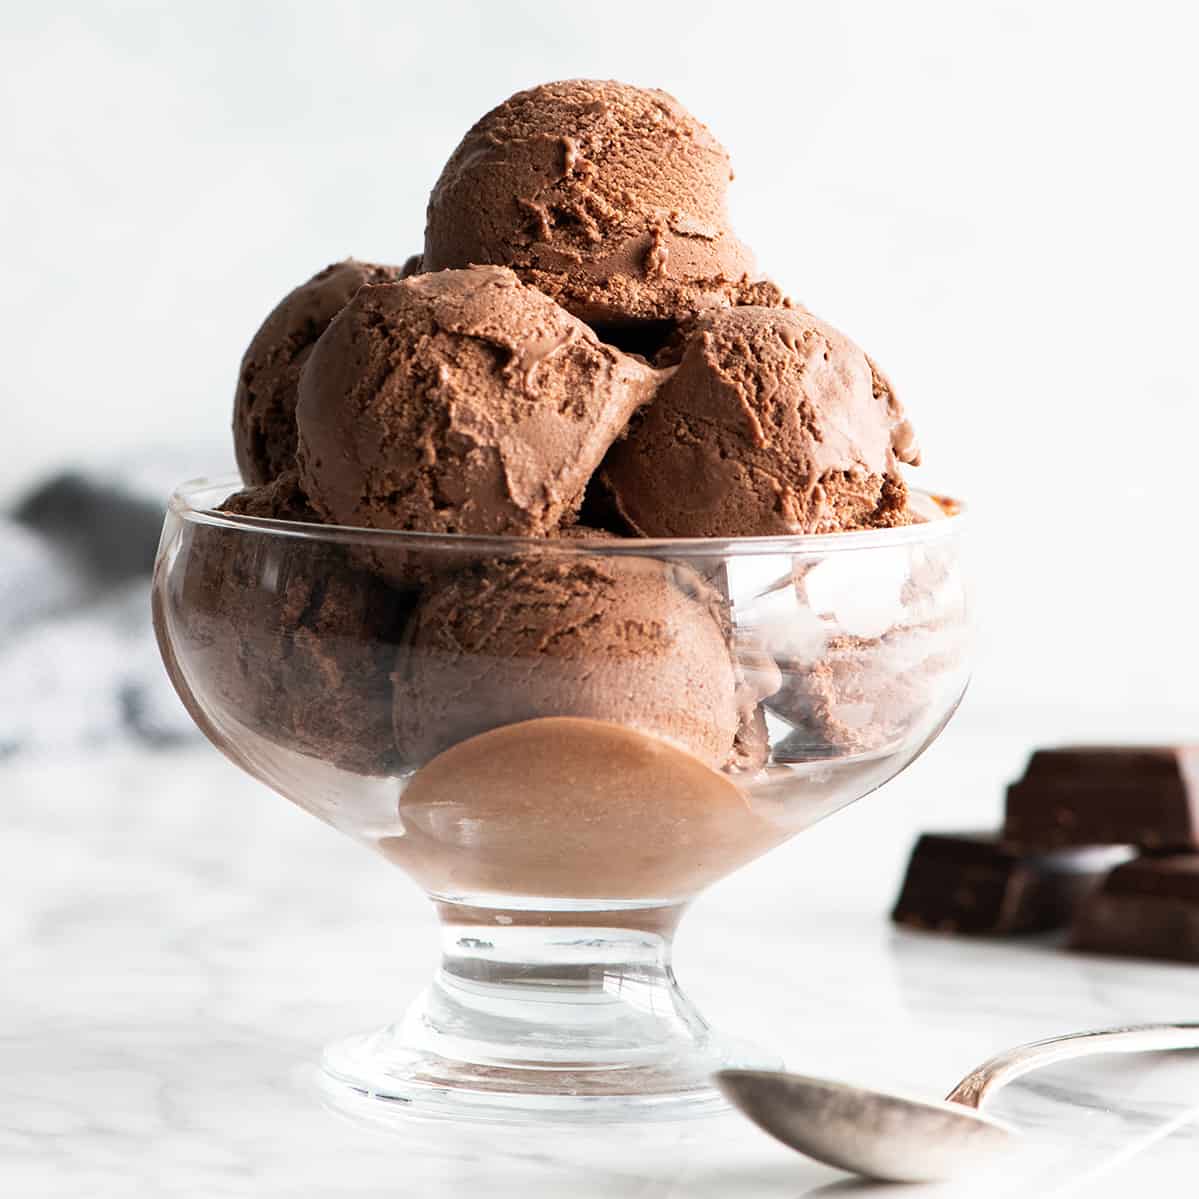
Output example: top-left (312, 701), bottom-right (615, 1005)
top-left (716, 1022), bottom-right (1199, 1183)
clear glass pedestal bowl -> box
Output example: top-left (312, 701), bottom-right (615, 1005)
top-left (152, 477), bottom-right (968, 1123)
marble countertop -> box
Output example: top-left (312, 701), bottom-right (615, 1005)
top-left (4, 722), bottom-right (1197, 1197)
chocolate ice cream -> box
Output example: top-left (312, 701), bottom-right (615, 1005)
top-left (599, 306), bottom-right (921, 537)
top-left (392, 553), bottom-right (747, 769)
top-left (194, 75), bottom-right (953, 796)
top-left (730, 630), bottom-right (782, 772)
top-left (296, 266), bottom-right (663, 537)
top-left (176, 472), bottom-right (410, 775)
top-left (387, 717), bottom-right (788, 901)
top-left (768, 539), bottom-right (968, 758)
top-left (771, 629), bottom-right (953, 758)
top-left (233, 259), bottom-right (404, 485)
top-left (423, 80), bottom-right (780, 326)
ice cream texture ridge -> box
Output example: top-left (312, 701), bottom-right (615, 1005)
top-left (180, 76), bottom-right (949, 819)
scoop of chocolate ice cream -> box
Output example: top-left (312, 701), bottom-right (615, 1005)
top-left (220, 469), bottom-right (315, 521)
top-left (296, 266), bottom-right (663, 537)
top-left (599, 306), bottom-right (921, 537)
top-left (393, 553), bottom-right (746, 769)
top-left (771, 630), bottom-right (949, 758)
top-left (423, 79), bottom-right (776, 325)
top-left (176, 472), bottom-right (411, 775)
top-left (768, 539), bottom-right (968, 759)
top-left (233, 259), bottom-right (405, 485)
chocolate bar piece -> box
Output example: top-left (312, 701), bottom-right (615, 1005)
top-left (892, 832), bottom-right (1121, 936)
top-left (1003, 747), bottom-right (1199, 851)
top-left (1071, 854), bottom-right (1199, 963)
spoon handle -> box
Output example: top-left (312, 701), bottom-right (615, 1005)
top-left (945, 1022), bottom-right (1199, 1109)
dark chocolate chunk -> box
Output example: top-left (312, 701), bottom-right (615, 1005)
top-left (1003, 747), bottom-right (1199, 851)
top-left (1070, 854), bottom-right (1199, 963)
top-left (892, 832), bottom-right (1120, 936)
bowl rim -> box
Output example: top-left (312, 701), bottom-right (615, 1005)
top-left (166, 474), bottom-right (967, 558)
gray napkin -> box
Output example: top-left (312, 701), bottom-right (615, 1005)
top-left (0, 465), bottom-right (209, 758)
top-left (14, 470), bottom-right (166, 583)
top-left (0, 521), bottom-right (96, 638)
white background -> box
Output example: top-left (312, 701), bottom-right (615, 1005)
top-left (3, 1), bottom-right (1197, 734)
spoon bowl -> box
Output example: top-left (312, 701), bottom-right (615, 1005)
top-left (716, 1070), bottom-right (1013, 1183)
top-left (717, 1022), bottom-right (1199, 1182)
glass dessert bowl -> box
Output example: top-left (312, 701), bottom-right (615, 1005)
top-left (153, 477), bottom-right (969, 1122)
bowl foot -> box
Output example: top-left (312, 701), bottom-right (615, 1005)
top-left (320, 898), bottom-right (781, 1123)
top-left (320, 1023), bottom-right (780, 1123)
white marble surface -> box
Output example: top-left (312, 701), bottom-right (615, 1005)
top-left (4, 723), bottom-right (1198, 1197)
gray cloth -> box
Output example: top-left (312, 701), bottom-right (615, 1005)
top-left (14, 471), bottom-right (165, 583)
top-left (0, 465), bottom-right (206, 758)
top-left (0, 522), bottom-right (97, 638)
